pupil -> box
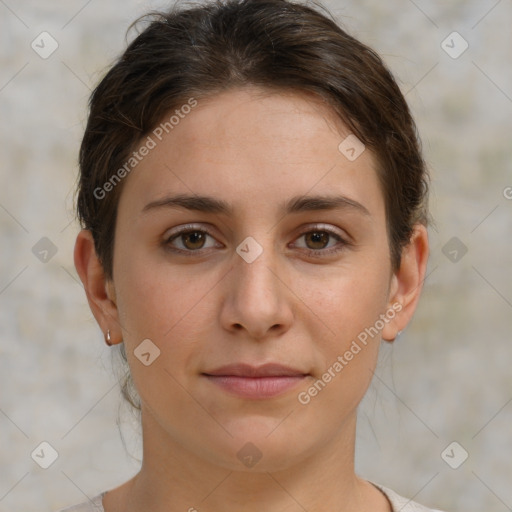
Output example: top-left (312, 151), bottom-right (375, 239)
top-left (185, 231), bottom-right (204, 249)
top-left (308, 232), bottom-right (328, 249)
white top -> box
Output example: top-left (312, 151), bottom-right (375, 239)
top-left (57, 483), bottom-right (446, 511)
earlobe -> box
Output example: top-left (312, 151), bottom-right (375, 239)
top-left (74, 229), bottom-right (123, 345)
top-left (382, 224), bottom-right (429, 342)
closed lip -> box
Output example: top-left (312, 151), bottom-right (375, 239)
top-left (202, 363), bottom-right (309, 377)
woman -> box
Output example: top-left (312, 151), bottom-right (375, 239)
top-left (64, 0), bottom-right (444, 509)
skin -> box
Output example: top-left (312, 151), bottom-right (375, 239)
top-left (75, 86), bottom-right (429, 512)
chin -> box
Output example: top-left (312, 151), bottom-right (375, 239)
top-left (197, 416), bottom-right (313, 473)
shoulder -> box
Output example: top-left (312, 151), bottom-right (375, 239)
top-left (56, 486), bottom-right (448, 512)
top-left (374, 483), bottom-right (447, 512)
top-left (56, 492), bottom-right (105, 512)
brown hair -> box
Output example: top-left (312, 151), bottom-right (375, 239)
top-left (76, 0), bottom-right (429, 414)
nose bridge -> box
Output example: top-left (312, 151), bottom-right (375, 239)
top-left (234, 234), bottom-right (281, 302)
top-left (221, 232), bottom-right (293, 337)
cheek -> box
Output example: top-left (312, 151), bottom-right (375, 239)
top-left (294, 272), bottom-right (388, 414)
top-left (113, 250), bottom-right (227, 389)
top-left (113, 255), bottom-right (211, 402)
top-left (295, 261), bottom-right (390, 398)
top-left (297, 262), bottom-right (390, 339)
top-left (114, 244), bottom-right (207, 336)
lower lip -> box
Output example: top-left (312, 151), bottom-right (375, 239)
top-left (203, 375), bottom-right (307, 399)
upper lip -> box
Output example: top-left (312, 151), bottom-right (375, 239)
top-left (203, 363), bottom-right (308, 377)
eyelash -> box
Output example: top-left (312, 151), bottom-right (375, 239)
top-left (164, 224), bottom-right (350, 258)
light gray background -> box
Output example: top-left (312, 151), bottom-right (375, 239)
top-left (1, 1), bottom-right (511, 511)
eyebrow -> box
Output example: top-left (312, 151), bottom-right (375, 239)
top-left (141, 193), bottom-right (371, 217)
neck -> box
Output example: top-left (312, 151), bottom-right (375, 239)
top-left (111, 408), bottom-right (388, 512)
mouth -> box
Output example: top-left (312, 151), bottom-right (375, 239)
top-left (202, 363), bottom-right (309, 399)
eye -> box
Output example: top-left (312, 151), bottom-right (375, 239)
top-left (164, 225), bottom-right (221, 253)
top-left (292, 226), bottom-right (349, 256)
top-left (163, 224), bottom-right (349, 257)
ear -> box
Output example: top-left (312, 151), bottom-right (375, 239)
top-left (74, 229), bottom-right (122, 345)
top-left (382, 223), bottom-right (429, 342)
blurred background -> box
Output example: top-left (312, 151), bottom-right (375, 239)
top-left (0, 0), bottom-right (511, 511)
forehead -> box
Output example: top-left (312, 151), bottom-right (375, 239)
top-left (117, 86), bottom-right (385, 221)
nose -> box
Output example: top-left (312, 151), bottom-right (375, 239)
top-left (219, 239), bottom-right (294, 340)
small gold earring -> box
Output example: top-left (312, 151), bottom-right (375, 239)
top-left (105, 329), bottom-right (113, 346)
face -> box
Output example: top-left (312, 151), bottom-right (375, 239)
top-left (104, 86), bottom-right (403, 471)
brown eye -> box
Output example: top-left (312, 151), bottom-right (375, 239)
top-left (180, 231), bottom-right (207, 250)
top-left (304, 231), bottom-right (330, 250)
top-left (292, 227), bottom-right (349, 257)
top-left (165, 228), bottom-right (219, 253)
